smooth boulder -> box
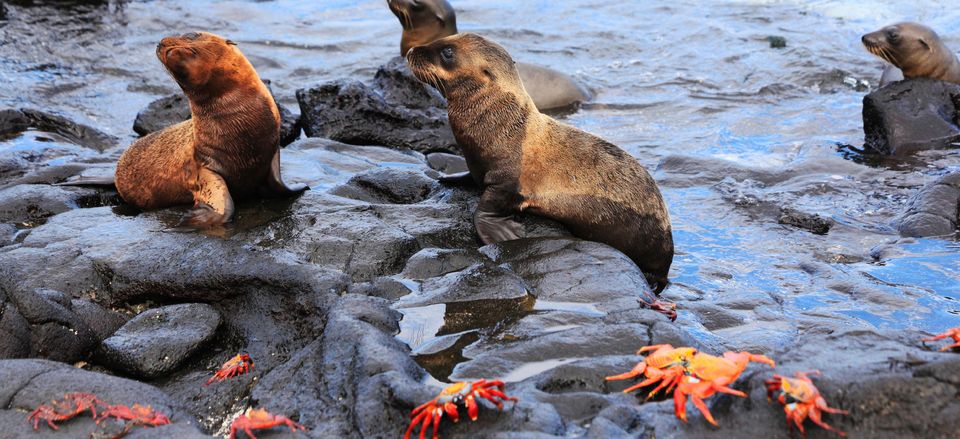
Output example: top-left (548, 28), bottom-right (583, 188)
top-left (296, 59), bottom-right (458, 155)
top-left (97, 304), bottom-right (221, 379)
top-left (862, 78), bottom-right (960, 155)
top-left (898, 172), bottom-right (960, 237)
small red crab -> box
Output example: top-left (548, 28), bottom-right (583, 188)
top-left (672, 351), bottom-right (775, 425)
top-left (923, 327), bottom-right (960, 351)
top-left (766, 371), bottom-right (849, 438)
top-left (206, 353), bottom-right (254, 386)
top-left (229, 408), bottom-right (307, 439)
top-left (27, 392), bottom-right (102, 430)
top-left (97, 403), bottom-right (171, 427)
top-left (605, 344), bottom-right (698, 397)
top-left (404, 379), bottom-right (518, 439)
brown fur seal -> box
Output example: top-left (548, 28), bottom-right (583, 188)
top-left (387, 0), bottom-right (590, 111)
top-left (115, 32), bottom-right (306, 227)
top-left (407, 33), bottom-right (676, 317)
top-left (862, 22), bottom-right (960, 86)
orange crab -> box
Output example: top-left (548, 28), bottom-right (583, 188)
top-left (923, 327), bottom-right (960, 351)
top-left (206, 354), bottom-right (254, 386)
top-left (766, 371), bottom-right (848, 438)
top-left (672, 351), bottom-right (775, 425)
top-left (27, 392), bottom-right (102, 430)
top-left (97, 403), bottom-right (171, 427)
top-left (229, 408), bottom-right (307, 439)
top-left (404, 379), bottom-right (518, 439)
top-left (605, 344), bottom-right (698, 397)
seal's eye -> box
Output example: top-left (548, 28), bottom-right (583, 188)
top-left (226, 40), bottom-right (238, 46)
top-left (440, 46), bottom-right (454, 63)
top-left (182, 32), bottom-right (201, 40)
top-left (886, 30), bottom-right (900, 43)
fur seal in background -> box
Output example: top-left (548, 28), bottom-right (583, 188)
top-left (862, 22), bottom-right (960, 87)
top-left (387, 0), bottom-right (590, 111)
top-left (115, 32), bottom-right (306, 227)
top-left (407, 33), bottom-right (676, 317)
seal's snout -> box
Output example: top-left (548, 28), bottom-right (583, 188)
top-left (861, 33), bottom-right (879, 48)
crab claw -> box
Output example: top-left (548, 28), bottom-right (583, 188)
top-left (647, 299), bottom-right (678, 321)
top-left (465, 394), bottom-right (479, 421)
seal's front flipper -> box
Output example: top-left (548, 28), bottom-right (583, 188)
top-left (438, 171), bottom-right (476, 186)
top-left (474, 175), bottom-right (524, 244)
top-left (179, 168), bottom-right (234, 228)
top-left (475, 209), bottom-right (524, 244)
top-left (263, 149), bottom-right (309, 197)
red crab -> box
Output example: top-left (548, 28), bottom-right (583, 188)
top-left (404, 379), bottom-right (518, 439)
top-left (206, 353), bottom-right (254, 386)
top-left (605, 344), bottom-right (698, 397)
top-left (923, 327), bottom-right (960, 351)
top-left (97, 403), bottom-right (171, 427)
top-left (27, 392), bottom-right (102, 430)
top-left (766, 371), bottom-right (849, 438)
top-left (672, 351), bottom-right (775, 425)
top-left (229, 408), bottom-right (307, 439)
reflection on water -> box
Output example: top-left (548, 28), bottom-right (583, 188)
top-left (2, 0), bottom-right (959, 383)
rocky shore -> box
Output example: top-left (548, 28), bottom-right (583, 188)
top-left (0, 51), bottom-right (958, 439)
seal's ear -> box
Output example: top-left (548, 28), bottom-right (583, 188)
top-left (919, 39), bottom-right (931, 51)
top-left (226, 40), bottom-right (238, 46)
top-left (482, 68), bottom-right (495, 81)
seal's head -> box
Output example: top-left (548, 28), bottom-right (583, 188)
top-left (406, 33), bottom-right (523, 101)
top-left (862, 22), bottom-right (953, 79)
top-left (156, 32), bottom-right (253, 98)
top-left (387, 0), bottom-right (457, 56)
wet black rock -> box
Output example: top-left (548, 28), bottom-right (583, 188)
top-left (374, 57), bottom-right (448, 110)
top-left (0, 108), bottom-right (118, 152)
top-left (425, 152), bottom-right (468, 174)
top-left (71, 299), bottom-right (127, 341)
top-left (0, 223), bottom-right (15, 246)
top-left (297, 68), bottom-right (457, 154)
top-left (2, 287), bottom-right (99, 363)
top-left (0, 184), bottom-right (95, 224)
top-left (862, 78), bottom-right (960, 155)
top-left (898, 172), bottom-right (960, 238)
top-left (778, 207), bottom-right (833, 235)
top-left (766, 35), bottom-right (787, 49)
top-left (330, 168), bottom-right (437, 204)
top-left (133, 82), bottom-right (302, 146)
top-left (0, 359), bottom-right (201, 436)
top-left (131, 94), bottom-right (191, 136)
top-left (97, 304), bottom-right (221, 379)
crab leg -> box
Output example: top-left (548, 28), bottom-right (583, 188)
top-left (689, 394), bottom-right (718, 426)
top-left (403, 409), bottom-right (432, 439)
top-left (808, 408), bottom-right (847, 437)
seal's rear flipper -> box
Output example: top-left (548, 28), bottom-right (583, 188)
top-left (263, 149), bottom-right (309, 197)
top-left (55, 177), bottom-right (117, 188)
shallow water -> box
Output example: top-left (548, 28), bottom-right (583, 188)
top-left (1, 0), bottom-right (958, 380)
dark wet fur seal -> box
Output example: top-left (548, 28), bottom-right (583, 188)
top-left (387, 0), bottom-right (589, 111)
top-left (863, 22), bottom-right (960, 86)
top-left (115, 32), bottom-right (306, 227)
top-left (407, 33), bottom-right (675, 316)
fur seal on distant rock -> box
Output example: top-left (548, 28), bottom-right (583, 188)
top-left (115, 32), bottom-right (306, 227)
top-left (407, 33), bottom-right (675, 316)
top-left (387, 0), bottom-right (590, 111)
top-left (863, 22), bottom-right (960, 87)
